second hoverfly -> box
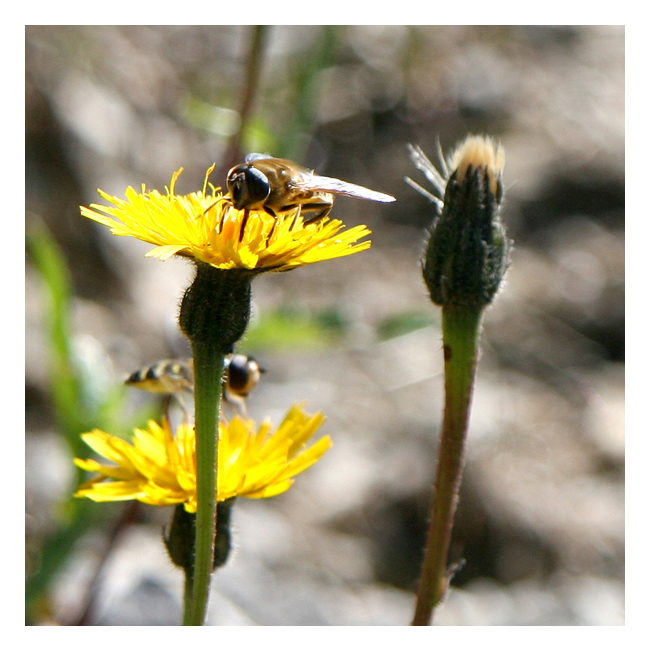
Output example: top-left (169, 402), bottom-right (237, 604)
top-left (125, 354), bottom-right (263, 416)
top-left (226, 153), bottom-right (395, 224)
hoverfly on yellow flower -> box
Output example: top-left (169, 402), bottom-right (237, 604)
top-left (81, 162), bottom-right (377, 273)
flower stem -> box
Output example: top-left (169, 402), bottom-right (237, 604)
top-left (411, 304), bottom-right (483, 626)
top-left (178, 262), bottom-right (253, 625)
top-left (216, 25), bottom-right (269, 181)
top-left (185, 342), bottom-right (224, 626)
top-left (182, 569), bottom-right (194, 626)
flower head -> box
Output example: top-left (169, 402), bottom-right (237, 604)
top-left (81, 166), bottom-right (371, 272)
top-left (74, 405), bottom-right (332, 512)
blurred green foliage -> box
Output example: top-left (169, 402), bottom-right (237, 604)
top-left (377, 311), bottom-right (436, 341)
top-left (25, 223), bottom-right (154, 623)
top-left (241, 306), bottom-right (347, 352)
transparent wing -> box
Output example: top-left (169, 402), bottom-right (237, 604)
top-left (244, 152), bottom-right (273, 163)
top-left (296, 175), bottom-right (395, 202)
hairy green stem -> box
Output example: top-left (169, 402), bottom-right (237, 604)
top-left (182, 569), bottom-right (195, 626)
top-left (185, 343), bottom-right (224, 626)
top-left (412, 305), bottom-right (483, 626)
top-left (178, 263), bottom-right (252, 625)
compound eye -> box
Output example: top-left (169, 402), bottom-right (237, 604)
top-left (226, 164), bottom-right (270, 209)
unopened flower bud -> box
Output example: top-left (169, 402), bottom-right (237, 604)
top-left (408, 135), bottom-right (511, 308)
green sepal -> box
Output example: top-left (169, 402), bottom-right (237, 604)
top-left (179, 262), bottom-right (255, 353)
top-left (164, 498), bottom-right (237, 574)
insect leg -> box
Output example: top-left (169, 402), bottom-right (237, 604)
top-left (239, 208), bottom-right (250, 242)
top-left (301, 202), bottom-right (333, 224)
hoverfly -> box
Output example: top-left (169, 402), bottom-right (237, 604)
top-left (125, 354), bottom-right (263, 416)
top-left (226, 153), bottom-right (395, 224)
top-left (125, 359), bottom-right (194, 395)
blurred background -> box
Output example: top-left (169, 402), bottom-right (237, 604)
top-left (25, 25), bottom-right (624, 625)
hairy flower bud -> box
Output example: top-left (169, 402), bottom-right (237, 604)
top-left (408, 136), bottom-right (511, 308)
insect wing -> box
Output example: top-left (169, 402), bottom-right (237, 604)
top-left (242, 153), bottom-right (395, 203)
top-left (296, 175), bottom-right (395, 203)
top-left (244, 152), bottom-right (274, 163)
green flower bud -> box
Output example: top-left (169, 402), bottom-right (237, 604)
top-left (408, 136), bottom-right (511, 308)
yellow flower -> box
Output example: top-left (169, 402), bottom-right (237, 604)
top-left (74, 405), bottom-right (332, 512)
top-left (80, 166), bottom-right (371, 271)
